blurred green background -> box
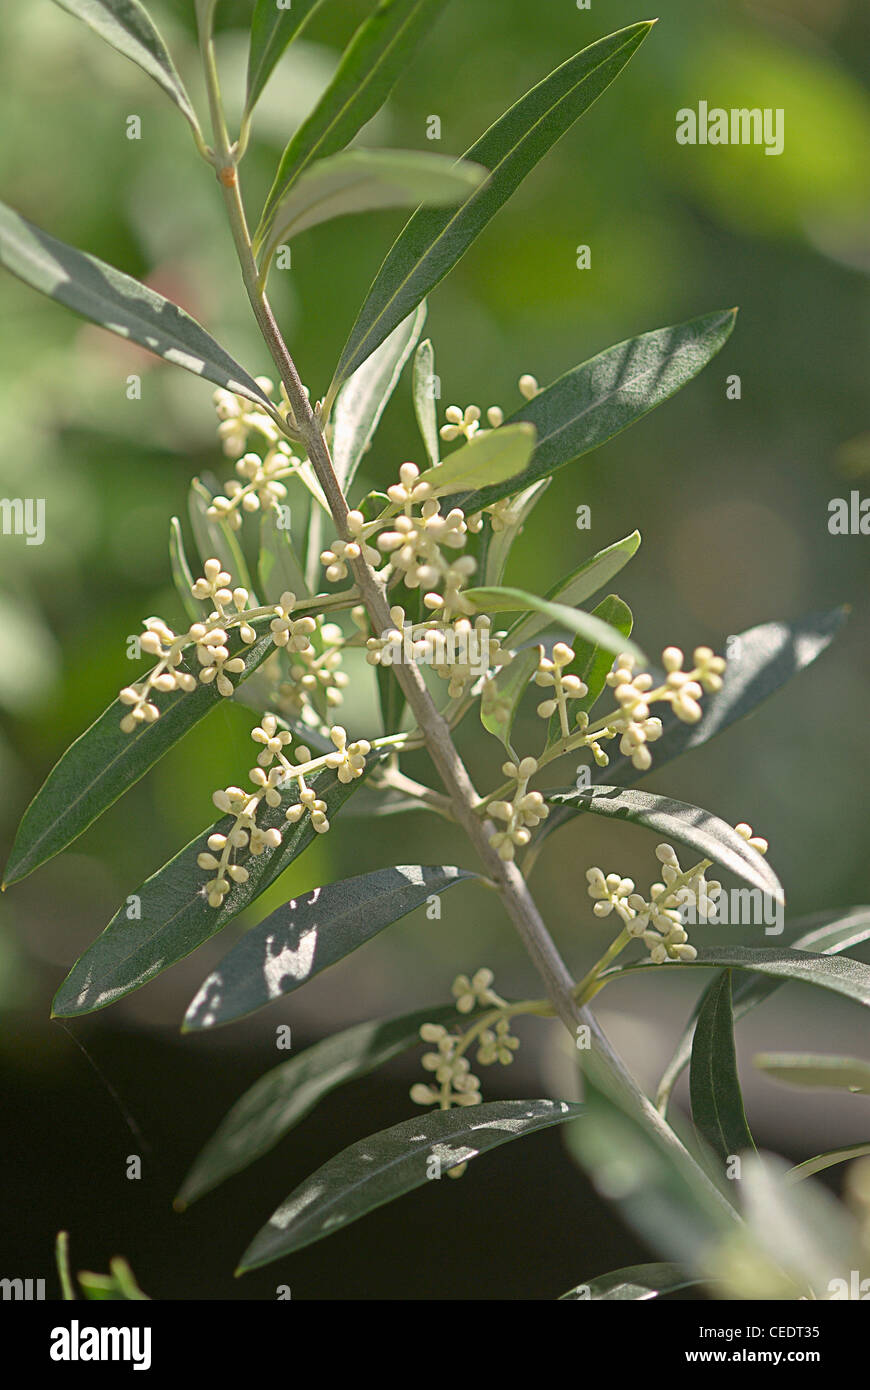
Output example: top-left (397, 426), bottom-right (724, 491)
top-left (1, 0), bottom-right (868, 1299)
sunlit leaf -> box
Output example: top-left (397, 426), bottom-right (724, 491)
top-left (52, 0), bottom-right (202, 137)
top-left (259, 150), bottom-right (485, 272)
top-left (459, 311), bottom-right (737, 513)
top-left (559, 1263), bottom-right (703, 1301)
top-left (543, 787), bottom-right (784, 902)
top-left (504, 532), bottom-right (640, 649)
top-left (50, 763), bottom-right (374, 1016)
top-left (480, 646), bottom-right (539, 751)
top-left (419, 424), bottom-right (536, 497)
top-left (412, 338), bottom-right (440, 467)
top-left (176, 1000), bottom-right (491, 1205)
top-left (183, 866), bottom-right (477, 1030)
top-left (463, 586), bottom-right (645, 665)
top-left (331, 22), bottom-right (654, 390)
top-left (237, 1099), bottom-right (583, 1267)
top-left (257, 0), bottom-right (450, 248)
top-left (331, 303), bottom-right (427, 490)
top-left (0, 202), bottom-right (271, 408)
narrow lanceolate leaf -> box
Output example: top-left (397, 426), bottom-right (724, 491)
top-left (188, 479), bottom-right (256, 599)
top-left (256, 0), bottom-right (449, 248)
top-left (51, 764), bottom-right (373, 1017)
top-left (543, 787), bottom-right (784, 903)
top-left (505, 532), bottom-right (640, 650)
top-left (0, 202), bottom-right (272, 409)
top-left (754, 1053), bottom-right (870, 1096)
top-left (595, 608), bottom-right (848, 790)
top-left (331, 22), bottom-right (653, 391)
top-left (412, 338), bottom-right (440, 467)
top-left (420, 424), bottom-right (537, 497)
top-left (176, 1001), bottom-right (489, 1205)
top-left (690, 973), bottom-right (755, 1165)
top-left (258, 510), bottom-right (308, 604)
top-left (463, 586), bottom-right (645, 666)
top-left (246, 0), bottom-right (325, 114)
top-left (786, 1144), bottom-right (870, 1186)
top-left (547, 594), bottom-right (632, 744)
top-left (3, 615), bottom-right (285, 888)
top-left (169, 517), bottom-right (206, 625)
top-left (331, 303), bottom-right (427, 490)
top-left (237, 1099), bottom-right (583, 1267)
top-left (542, 609), bottom-right (848, 849)
top-left (480, 646), bottom-right (539, 751)
top-left (259, 151), bottom-right (486, 270)
top-left (459, 311), bottom-right (737, 513)
top-left (602, 945), bottom-right (870, 1013)
top-left (656, 906), bottom-right (870, 1116)
top-left (183, 866), bottom-right (477, 1030)
top-left (559, 1264), bottom-right (703, 1301)
top-left (52, 0), bottom-right (202, 137)
top-left (483, 479), bottom-right (551, 587)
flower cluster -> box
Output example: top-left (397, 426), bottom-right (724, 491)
top-left (197, 719), bottom-right (373, 906)
top-left (117, 562), bottom-right (325, 731)
top-left (207, 445), bottom-right (297, 529)
top-left (584, 827), bottom-right (768, 965)
top-left (411, 968), bottom-right (521, 1177)
top-left (535, 642), bottom-right (588, 736)
top-left (488, 757), bottom-right (549, 861)
top-left (598, 644), bottom-right (726, 772)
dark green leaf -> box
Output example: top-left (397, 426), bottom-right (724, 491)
top-left (4, 616), bottom-right (283, 888)
top-left (541, 609), bottom-right (848, 848)
top-left (462, 586), bottom-right (645, 664)
top-left (559, 1263), bottom-right (703, 1301)
top-left (183, 866), bottom-right (477, 1030)
top-left (52, 0), bottom-right (201, 136)
top-left (603, 945), bottom-right (870, 1012)
top-left (237, 1099), bottom-right (583, 1267)
top-left (543, 786), bottom-right (784, 903)
top-left (331, 303), bottom-right (427, 490)
top-left (259, 150), bottom-right (486, 268)
top-left (504, 531), bottom-right (639, 649)
top-left (331, 22), bottom-right (653, 390)
top-left (50, 763), bottom-right (373, 1017)
top-left (690, 972), bottom-right (756, 1165)
top-left (459, 311), bottom-right (737, 513)
top-left (256, 0), bottom-right (450, 248)
top-left (0, 202), bottom-right (272, 408)
top-left (754, 1052), bottom-right (870, 1095)
top-left (176, 1000), bottom-right (489, 1205)
top-left (246, 0), bottom-right (325, 113)
top-left (655, 906), bottom-right (870, 1115)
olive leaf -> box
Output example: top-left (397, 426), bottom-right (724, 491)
top-left (0, 202), bottom-right (272, 410)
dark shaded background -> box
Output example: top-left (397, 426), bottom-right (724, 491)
top-left (1, 0), bottom-right (868, 1298)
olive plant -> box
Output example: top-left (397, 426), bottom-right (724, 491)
top-left (5, 1), bottom-right (870, 1300)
